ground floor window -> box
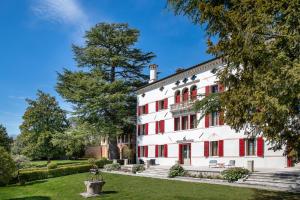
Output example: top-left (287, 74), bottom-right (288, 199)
top-left (210, 141), bottom-right (218, 156)
top-left (139, 146), bottom-right (147, 157)
top-left (158, 145), bottom-right (165, 157)
top-left (246, 138), bottom-right (256, 156)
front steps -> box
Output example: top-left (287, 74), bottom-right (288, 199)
top-left (137, 166), bottom-right (169, 178)
top-left (240, 171), bottom-right (300, 192)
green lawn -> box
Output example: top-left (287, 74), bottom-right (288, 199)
top-left (0, 173), bottom-right (299, 200)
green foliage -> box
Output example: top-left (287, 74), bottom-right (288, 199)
top-left (132, 164), bottom-right (145, 174)
top-left (18, 169), bottom-right (49, 183)
top-left (95, 158), bottom-right (113, 168)
top-left (13, 155), bottom-right (31, 169)
top-left (47, 163), bottom-right (58, 169)
top-left (48, 164), bottom-right (92, 178)
top-left (56, 23), bottom-right (155, 159)
top-left (168, 0), bottom-right (300, 155)
top-left (19, 91), bottom-right (69, 160)
top-left (0, 124), bottom-right (12, 152)
top-left (0, 147), bottom-right (16, 185)
top-left (168, 164), bottom-right (185, 178)
top-left (104, 163), bottom-right (121, 171)
top-left (221, 167), bottom-right (249, 182)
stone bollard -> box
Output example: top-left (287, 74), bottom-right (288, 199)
top-left (247, 160), bottom-right (254, 172)
top-left (146, 160), bottom-right (150, 169)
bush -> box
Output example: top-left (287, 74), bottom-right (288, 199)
top-left (47, 163), bottom-right (58, 169)
top-left (104, 163), bottom-right (121, 171)
top-left (0, 147), bottom-right (16, 186)
top-left (13, 155), bottom-right (31, 169)
top-left (221, 167), bottom-right (249, 182)
top-left (132, 164), bottom-right (145, 174)
top-left (168, 164), bottom-right (185, 178)
top-left (48, 164), bottom-right (92, 178)
top-left (95, 158), bottom-right (112, 168)
top-left (18, 169), bottom-right (48, 183)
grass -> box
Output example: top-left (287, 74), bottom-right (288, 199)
top-left (0, 173), bottom-right (299, 200)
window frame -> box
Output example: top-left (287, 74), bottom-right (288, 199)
top-left (182, 116), bottom-right (189, 130)
top-left (157, 145), bottom-right (165, 157)
top-left (210, 141), bottom-right (219, 157)
top-left (246, 138), bottom-right (256, 156)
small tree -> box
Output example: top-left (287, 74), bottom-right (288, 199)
top-left (0, 147), bottom-right (16, 185)
top-left (0, 124), bottom-right (12, 152)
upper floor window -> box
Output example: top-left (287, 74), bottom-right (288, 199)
top-left (174, 117), bottom-right (180, 131)
top-left (156, 98), bottom-right (168, 111)
top-left (182, 88), bottom-right (189, 102)
top-left (138, 124), bottom-right (148, 135)
top-left (211, 112), bottom-right (219, 126)
top-left (190, 114), bottom-right (197, 129)
top-left (190, 86), bottom-right (197, 101)
top-left (182, 116), bottom-right (189, 130)
top-left (138, 104), bottom-right (148, 115)
top-left (175, 91), bottom-right (181, 104)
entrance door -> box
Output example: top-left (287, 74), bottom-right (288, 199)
top-left (182, 144), bottom-right (191, 165)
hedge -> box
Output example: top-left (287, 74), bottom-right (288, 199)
top-left (16, 164), bottom-right (92, 184)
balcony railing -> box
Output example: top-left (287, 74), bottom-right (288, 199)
top-left (170, 99), bottom-right (197, 114)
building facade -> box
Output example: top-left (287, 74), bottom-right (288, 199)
top-left (136, 58), bottom-right (290, 169)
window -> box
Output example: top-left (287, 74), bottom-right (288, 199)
top-left (210, 141), bottom-right (219, 156)
top-left (139, 104), bottom-right (148, 115)
top-left (190, 114), bottom-right (197, 129)
top-left (157, 120), bottom-right (165, 133)
top-left (211, 85), bottom-right (219, 93)
top-left (175, 91), bottom-right (181, 104)
top-left (190, 86), bottom-right (197, 101)
top-left (174, 117), bottom-right (180, 131)
top-left (246, 139), bottom-right (256, 156)
top-left (211, 112), bottom-right (219, 126)
top-left (182, 116), bottom-right (188, 130)
top-left (156, 99), bottom-right (168, 111)
top-left (157, 145), bottom-right (165, 157)
top-left (182, 88), bottom-right (189, 102)
top-left (159, 100), bottom-right (165, 110)
top-left (140, 146), bottom-right (147, 157)
top-left (138, 124), bottom-right (147, 135)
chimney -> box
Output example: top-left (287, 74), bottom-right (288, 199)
top-left (149, 64), bottom-right (158, 83)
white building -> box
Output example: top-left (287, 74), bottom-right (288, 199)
top-left (136, 58), bottom-right (291, 169)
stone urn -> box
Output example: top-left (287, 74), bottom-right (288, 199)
top-left (81, 180), bottom-right (105, 198)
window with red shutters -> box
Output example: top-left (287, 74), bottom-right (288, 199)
top-left (204, 141), bottom-right (209, 157)
top-left (175, 91), bottom-right (181, 104)
top-left (182, 116), bottom-right (188, 130)
top-left (139, 105), bottom-right (148, 115)
top-left (190, 85), bottom-right (197, 101)
top-left (159, 120), bottom-right (165, 133)
top-left (190, 114), bottom-right (197, 129)
top-left (257, 137), bottom-right (264, 157)
top-left (210, 141), bottom-right (218, 156)
top-left (239, 139), bottom-right (245, 156)
top-left (182, 88), bottom-right (189, 102)
top-left (164, 98), bottom-right (168, 109)
top-left (246, 138), bottom-right (256, 156)
top-left (138, 124), bottom-right (147, 135)
top-left (218, 140), bottom-right (224, 157)
top-left (174, 117), bottom-right (180, 131)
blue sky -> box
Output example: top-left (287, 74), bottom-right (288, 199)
top-left (0, 0), bottom-right (212, 137)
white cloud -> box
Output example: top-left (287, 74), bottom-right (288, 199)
top-left (31, 0), bottom-right (90, 40)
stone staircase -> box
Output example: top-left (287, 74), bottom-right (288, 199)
top-left (240, 171), bottom-right (300, 192)
top-left (137, 166), bottom-right (169, 178)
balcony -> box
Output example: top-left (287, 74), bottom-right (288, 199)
top-left (170, 99), bottom-right (197, 115)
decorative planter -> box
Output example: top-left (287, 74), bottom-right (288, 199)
top-left (80, 180), bottom-right (105, 198)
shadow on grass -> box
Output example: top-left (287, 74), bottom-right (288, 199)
top-left (252, 189), bottom-right (300, 200)
top-left (7, 196), bottom-right (50, 200)
top-left (102, 190), bottom-right (117, 194)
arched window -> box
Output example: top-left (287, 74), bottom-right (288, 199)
top-left (190, 85), bottom-right (197, 101)
top-left (175, 91), bottom-right (181, 104)
top-left (182, 88), bottom-right (189, 102)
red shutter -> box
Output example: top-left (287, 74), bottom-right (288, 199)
top-left (156, 101), bottom-right (159, 111)
top-left (257, 137), bottom-right (264, 157)
top-left (204, 141), bottom-right (209, 157)
top-left (178, 144), bottom-right (183, 164)
top-left (205, 115), bottom-right (209, 128)
top-left (155, 121), bottom-right (158, 134)
top-left (160, 120), bottom-right (165, 133)
top-left (175, 93), bottom-right (181, 103)
top-left (155, 145), bottom-right (158, 158)
top-left (164, 144), bottom-right (168, 158)
top-left (145, 104), bottom-right (149, 114)
top-left (145, 146), bottom-right (148, 157)
top-left (218, 140), bottom-right (224, 157)
top-left (239, 139), bottom-right (245, 157)
top-left (164, 98), bottom-right (168, 109)
top-left (205, 86), bottom-right (210, 96)
top-left (145, 123), bottom-right (148, 135)
top-left (218, 84), bottom-right (224, 92)
top-left (138, 146), bottom-right (140, 157)
top-left (287, 157), bottom-right (293, 167)
top-left (219, 111), bottom-right (224, 125)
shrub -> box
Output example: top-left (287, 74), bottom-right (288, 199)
top-left (0, 147), bottom-right (16, 186)
top-left (13, 155), bottom-right (31, 169)
top-left (18, 169), bottom-right (48, 183)
top-left (104, 163), bottom-right (121, 171)
top-left (95, 158), bottom-right (112, 168)
top-left (48, 164), bottom-right (92, 178)
top-left (168, 164), bottom-right (185, 178)
top-left (132, 164), bottom-right (145, 174)
top-left (47, 163), bottom-right (58, 169)
top-left (221, 167), bottom-right (249, 182)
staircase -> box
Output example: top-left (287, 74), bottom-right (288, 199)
top-left (240, 171), bottom-right (300, 192)
top-left (137, 166), bottom-right (169, 178)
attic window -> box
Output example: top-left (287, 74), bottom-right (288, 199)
top-left (159, 86), bottom-right (164, 91)
top-left (142, 93), bottom-right (145, 97)
top-left (183, 78), bottom-right (188, 83)
top-left (191, 75), bottom-right (197, 80)
top-left (175, 81), bottom-right (180, 86)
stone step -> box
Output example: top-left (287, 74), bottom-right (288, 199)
top-left (245, 178), bottom-right (297, 185)
top-left (251, 172), bottom-right (300, 177)
top-left (240, 181), bottom-right (295, 189)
